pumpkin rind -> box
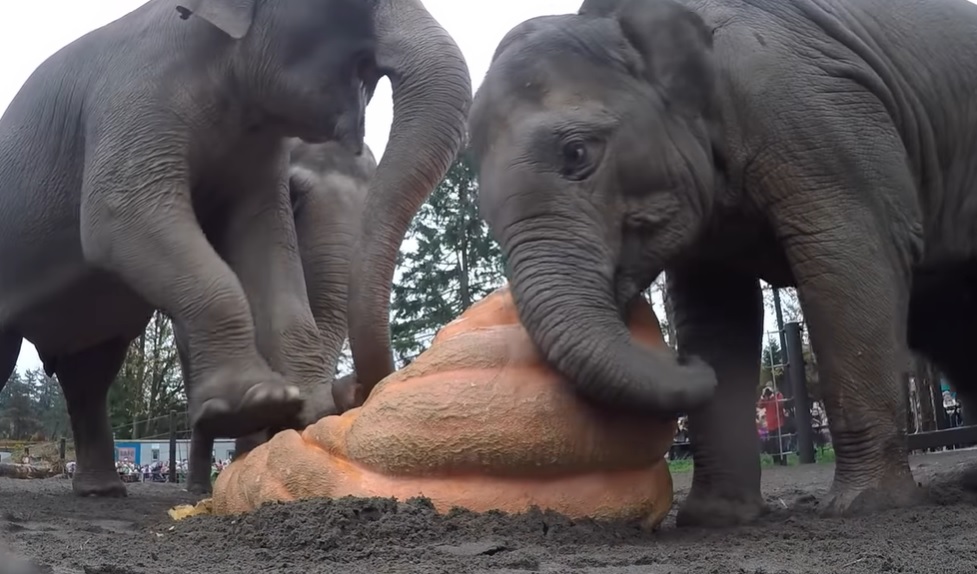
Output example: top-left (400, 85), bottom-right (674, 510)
top-left (212, 285), bottom-right (679, 528)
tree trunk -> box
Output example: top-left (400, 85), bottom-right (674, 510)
top-left (0, 463), bottom-right (59, 479)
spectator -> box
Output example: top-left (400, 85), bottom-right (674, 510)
top-left (758, 387), bottom-right (789, 465)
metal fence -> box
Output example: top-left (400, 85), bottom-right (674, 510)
top-left (10, 410), bottom-right (198, 484)
top-left (667, 311), bottom-right (977, 465)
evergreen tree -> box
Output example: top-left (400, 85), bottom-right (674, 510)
top-left (0, 370), bottom-right (37, 439)
top-left (110, 311), bottom-right (186, 439)
top-left (389, 151), bottom-right (505, 365)
top-left (24, 369), bottom-right (69, 439)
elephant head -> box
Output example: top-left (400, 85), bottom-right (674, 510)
top-left (179, 0), bottom-right (473, 405)
top-left (466, 0), bottom-right (721, 414)
top-left (178, 0), bottom-right (380, 151)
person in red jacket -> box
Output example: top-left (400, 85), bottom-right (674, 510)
top-left (758, 387), bottom-right (790, 465)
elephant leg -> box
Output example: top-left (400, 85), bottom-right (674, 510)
top-left (780, 217), bottom-right (920, 515)
top-left (752, 105), bottom-right (925, 516)
top-left (175, 321), bottom-right (216, 495)
top-left (187, 432), bottom-right (215, 494)
top-left (82, 157), bottom-right (303, 440)
top-left (0, 331), bottom-right (22, 394)
top-left (218, 163), bottom-right (329, 447)
top-left (667, 266), bottom-right (766, 528)
top-left (57, 338), bottom-right (130, 498)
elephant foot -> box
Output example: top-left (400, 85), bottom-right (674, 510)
top-left (819, 469), bottom-right (923, 517)
top-left (72, 471), bottom-right (127, 498)
top-left (192, 369), bottom-right (304, 439)
top-left (186, 477), bottom-right (212, 495)
top-left (676, 488), bottom-right (767, 528)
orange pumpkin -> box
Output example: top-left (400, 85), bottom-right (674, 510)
top-left (212, 285), bottom-right (678, 528)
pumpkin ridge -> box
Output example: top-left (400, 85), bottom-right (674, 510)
top-left (211, 284), bottom-right (678, 528)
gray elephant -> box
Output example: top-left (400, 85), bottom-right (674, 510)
top-left (181, 139), bottom-right (376, 494)
top-left (467, 0), bottom-right (977, 527)
top-left (0, 0), bottom-right (470, 497)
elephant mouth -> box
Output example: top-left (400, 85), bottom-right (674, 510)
top-left (612, 273), bottom-right (644, 316)
top-left (612, 266), bottom-right (662, 317)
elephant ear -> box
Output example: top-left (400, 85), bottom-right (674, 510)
top-left (177, 0), bottom-right (256, 40)
top-left (583, 0), bottom-right (715, 118)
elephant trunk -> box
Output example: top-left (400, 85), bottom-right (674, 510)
top-left (504, 218), bottom-right (711, 414)
top-left (301, 241), bottom-right (353, 380)
top-left (347, 0), bottom-right (472, 399)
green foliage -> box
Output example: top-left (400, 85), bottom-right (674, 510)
top-left (759, 337), bottom-right (785, 390)
top-left (0, 368), bottom-right (68, 441)
top-left (110, 311), bottom-right (187, 439)
top-left (390, 151), bottom-right (505, 365)
top-left (667, 446), bottom-right (836, 474)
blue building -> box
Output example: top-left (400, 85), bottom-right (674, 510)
top-left (113, 439), bottom-right (237, 466)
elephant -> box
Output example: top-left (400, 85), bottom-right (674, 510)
top-left (467, 0), bottom-right (977, 527)
top-left (0, 0), bottom-right (470, 497)
top-left (181, 139), bottom-right (376, 494)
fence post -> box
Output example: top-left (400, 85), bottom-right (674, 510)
top-left (771, 288), bottom-right (790, 397)
top-left (785, 322), bottom-right (815, 464)
top-left (59, 437), bottom-right (66, 462)
top-left (927, 368), bottom-right (949, 431)
top-left (169, 410), bottom-right (177, 483)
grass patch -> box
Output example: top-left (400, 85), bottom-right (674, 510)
top-left (667, 445), bottom-right (835, 474)
top-left (667, 458), bottom-right (694, 473)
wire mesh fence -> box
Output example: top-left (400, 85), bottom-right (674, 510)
top-left (668, 314), bottom-right (977, 467)
top-left (664, 318), bottom-right (832, 466)
top-left (756, 322), bottom-right (833, 464)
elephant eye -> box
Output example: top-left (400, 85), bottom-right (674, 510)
top-left (560, 140), bottom-right (593, 180)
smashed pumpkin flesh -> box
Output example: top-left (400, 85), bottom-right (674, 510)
top-left (213, 285), bottom-right (679, 528)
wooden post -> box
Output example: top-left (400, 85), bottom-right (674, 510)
top-left (169, 410), bottom-right (177, 483)
top-left (59, 438), bottom-right (66, 462)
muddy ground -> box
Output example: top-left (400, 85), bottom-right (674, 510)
top-left (2, 449), bottom-right (977, 574)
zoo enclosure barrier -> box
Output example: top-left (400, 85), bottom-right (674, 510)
top-left (669, 321), bottom-right (822, 464)
top-left (669, 316), bottom-right (977, 462)
top-left (14, 410), bottom-right (196, 483)
top-left (107, 410), bottom-right (194, 483)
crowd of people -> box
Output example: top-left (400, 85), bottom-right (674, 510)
top-left (62, 458), bottom-right (231, 483)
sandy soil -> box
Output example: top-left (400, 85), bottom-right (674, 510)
top-left (3, 449), bottom-right (977, 574)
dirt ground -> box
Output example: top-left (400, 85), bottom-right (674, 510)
top-left (3, 449), bottom-right (977, 574)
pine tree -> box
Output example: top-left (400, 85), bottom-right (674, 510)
top-left (389, 151), bottom-right (505, 365)
top-left (24, 369), bottom-right (69, 440)
top-left (0, 370), bottom-right (39, 439)
top-left (110, 311), bottom-right (185, 439)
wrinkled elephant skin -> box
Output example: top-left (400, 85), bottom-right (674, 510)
top-left (469, 0), bottom-right (977, 527)
top-left (181, 139), bottom-right (377, 496)
top-left (0, 0), bottom-right (470, 498)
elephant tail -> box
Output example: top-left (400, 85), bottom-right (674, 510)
top-left (0, 331), bottom-right (23, 393)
